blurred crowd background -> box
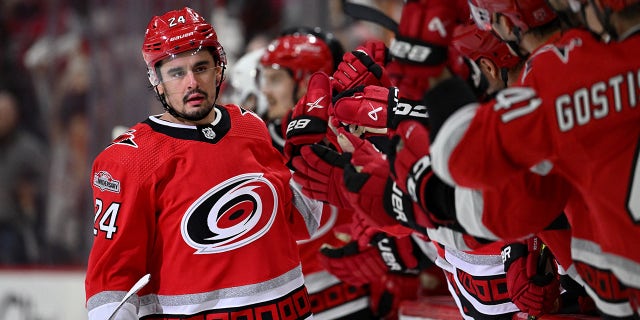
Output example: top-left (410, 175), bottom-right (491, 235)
top-left (0, 0), bottom-right (400, 267)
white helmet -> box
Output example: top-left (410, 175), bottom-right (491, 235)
top-left (228, 48), bottom-right (268, 117)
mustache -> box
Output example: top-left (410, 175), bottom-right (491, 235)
top-left (183, 89), bottom-right (208, 104)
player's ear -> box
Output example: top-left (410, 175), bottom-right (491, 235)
top-left (156, 83), bottom-right (165, 96)
top-left (478, 57), bottom-right (499, 81)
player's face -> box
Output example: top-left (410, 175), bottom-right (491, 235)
top-left (157, 50), bottom-right (221, 124)
top-left (490, 14), bottom-right (514, 43)
top-left (583, 2), bottom-right (605, 35)
top-left (260, 67), bottom-right (296, 121)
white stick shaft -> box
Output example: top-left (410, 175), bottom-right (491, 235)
top-left (106, 274), bottom-right (151, 320)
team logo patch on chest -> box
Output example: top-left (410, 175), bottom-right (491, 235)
top-left (181, 173), bottom-right (278, 253)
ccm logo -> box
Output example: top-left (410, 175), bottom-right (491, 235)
top-left (286, 119), bottom-right (311, 133)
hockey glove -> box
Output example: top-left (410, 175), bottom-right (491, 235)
top-left (386, 0), bottom-right (462, 100)
top-left (319, 240), bottom-right (389, 287)
top-left (369, 232), bottom-right (421, 275)
top-left (387, 120), bottom-right (456, 230)
top-left (290, 144), bottom-right (352, 210)
top-left (284, 72), bottom-right (334, 162)
top-left (332, 39), bottom-right (392, 94)
top-left (339, 130), bottom-right (398, 228)
top-left (502, 237), bottom-right (560, 317)
top-left (331, 85), bottom-right (429, 131)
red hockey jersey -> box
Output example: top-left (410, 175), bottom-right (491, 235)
top-left (86, 105), bottom-right (321, 319)
top-left (431, 29), bottom-right (640, 316)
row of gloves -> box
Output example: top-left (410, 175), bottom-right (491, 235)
top-left (283, 0), bottom-right (588, 317)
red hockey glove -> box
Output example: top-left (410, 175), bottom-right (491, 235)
top-left (339, 130), bottom-right (398, 228)
top-left (331, 85), bottom-right (429, 131)
top-left (290, 144), bottom-right (352, 210)
top-left (332, 85), bottom-right (395, 130)
top-left (388, 121), bottom-right (431, 195)
top-left (332, 39), bottom-right (392, 94)
top-left (369, 232), bottom-right (420, 275)
top-left (386, 0), bottom-right (461, 101)
top-left (388, 120), bottom-right (457, 231)
top-left (284, 72), bottom-right (334, 162)
top-left (319, 240), bottom-right (388, 286)
top-left (502, 237), bottom-right (560, 317)
top-left (369, 273), bottom-right (420, 319)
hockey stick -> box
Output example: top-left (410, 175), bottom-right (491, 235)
top-left (341, 0), bottom-right (399, 33)
top-left (106, 273), bottom-right (151, 320)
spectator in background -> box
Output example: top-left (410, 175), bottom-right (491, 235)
top-left (0, 89), bottom-right (49, 265)
top-left (45, 98), bottom-right (90, 265)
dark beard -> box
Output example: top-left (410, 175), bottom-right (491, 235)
top-left (178, 104), bottom-right (213, 121)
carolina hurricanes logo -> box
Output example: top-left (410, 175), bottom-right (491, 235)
top-left (181, 173), bottom-right (278, 253)
top-left (111, 129), bottom-right (138, 148)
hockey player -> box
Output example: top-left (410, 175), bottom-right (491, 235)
top-left (85, 7), bottom-right (323, 319)
top-left (259, 27), bottom-right (343, 153)
top-left (323, 20), bottom-right (564, 318)
top-left (417, 0), bottom-right (640, 317)
top-left (224, 47), bottom-right (268, 118)
top-left (259, 27), bottom-right (383, 319)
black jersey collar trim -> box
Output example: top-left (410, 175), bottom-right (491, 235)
top-left (143, 106), bottom-right (231, 144)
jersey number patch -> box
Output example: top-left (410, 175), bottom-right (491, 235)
top-left (94, 199), bottom-right (121, 239)
top-left (493, 87), bottom-right (542, 123)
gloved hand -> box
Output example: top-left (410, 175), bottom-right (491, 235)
top-left (319, 240), bottom-right (389, 287)
top-left (331, 84), bottom-right (429, 131)
top-left (369, 273), bottom-right (420, 319)
top-left (369, 232), bottom-right (421, 275)
top-left (284, 72), bottom-right (334, 162)
top-left (387, 120), bottom-right (456, 231)
top-left (502, 237), bottom-right (560, 316)
top-left (332, 39), bottom-right (392, 94)
top-left (338, 129), bottom-right (398, 228)
top-left (387, 0), bottom-right (462, 100)
top-left (319, 223), bottom-right (420, 285)
top-left (290, 144), bottom-right (352, 210)
top-left (331, 85), bottom-right (396, 130)
top-left (388, 120), bottom-right (431, 196)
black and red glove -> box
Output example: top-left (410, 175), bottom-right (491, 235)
top-left (319, 217), bottom-right (419, 285)
top-left (331, 85), bottom-right (396, 130)
top-left (331, 39), bottom-right (392, 94)
top-left (338, 129), bottom-right (398, 228)
top-left (290, 144), bottom-right (352, 210)
top-left (284, 72), bottom-right (334, 162)
top-left (501, 237), bottom-right (561, 317)
top-left (331, 84), bottom-right (429, 131)
top-left (319, 240), bottom-right (389, 287)
top-left (387, 120), bottom-right (456, 230)
top-left (387, 0), bottom-right (464, 99)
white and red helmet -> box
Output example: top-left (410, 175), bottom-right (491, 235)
top-left (141, 7), bottom-right (227, 86)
